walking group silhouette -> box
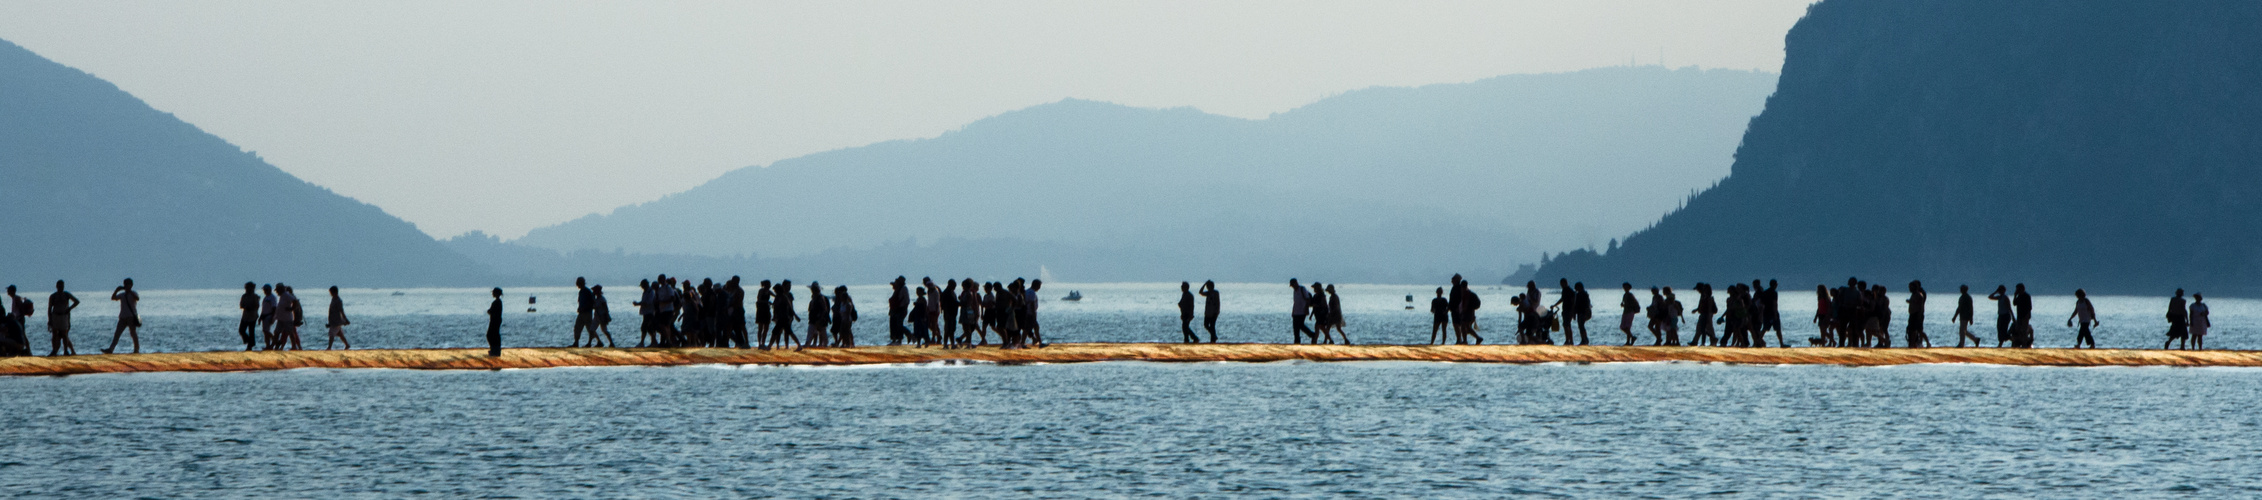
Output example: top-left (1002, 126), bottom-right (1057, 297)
top-left (0, 274), bottom-right (2230, 358)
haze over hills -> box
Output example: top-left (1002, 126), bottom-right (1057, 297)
top-left (1538, 0), bottom-right (2262, 294)
top-left (514, 66), bottom-right (1777, 283)
top-left (0, 39), bottom-right (488, 288)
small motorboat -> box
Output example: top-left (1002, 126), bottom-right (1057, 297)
top-left (1061, 291), bottom-right (1083, 302)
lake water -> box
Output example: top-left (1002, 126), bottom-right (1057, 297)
top-left (5, 362), bottom-right (2261, 497)
top-left (4, 283), bottom-right (2257, 497)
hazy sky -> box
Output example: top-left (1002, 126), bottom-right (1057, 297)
top-left (0, 1), bottom-right (1812, 239)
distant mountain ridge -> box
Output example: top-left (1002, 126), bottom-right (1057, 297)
top-left (0, 38), bottom-right (487, 288)
top-left (1538, 0), bottom-right (2262, 294)
top-left (515, 66), bottom-right (1777, 283)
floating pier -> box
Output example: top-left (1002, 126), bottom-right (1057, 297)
top-left (5, 343), bottom-right (2262, 376)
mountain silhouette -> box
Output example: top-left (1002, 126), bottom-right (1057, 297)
top-left (0, 38), bottom-right (488, 288)
top-left (514, 66), bottom-right (1776, 283)
top-left (1538, 0), bottom-right (2262, 294)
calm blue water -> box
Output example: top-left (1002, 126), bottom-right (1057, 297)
top-left (4, 362), bottom-right (2261, 497)
top-left (7, 283), bottom-right (2258, 497)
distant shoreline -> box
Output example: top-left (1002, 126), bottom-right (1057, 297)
top-left (6, 344), bottom-right (2261, 376)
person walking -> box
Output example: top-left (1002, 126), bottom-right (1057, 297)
top-left (833, 286), bottom-right (857, 347)
top-left (236, 282), bottom-right (260, 351)
top-left (1951, 285), bottom-right (1980, 347)
top-left (1290, 279), bottom-right (1312, 344)
top-left (102, 278), bottom-right (141, 354)
top-left (486, 287), bottom-right (504, 357)
top-left (324, 286), bottom-right (351, 350)
top-left (1200, 281), bottom-right (1221, 343)
top-left (1904, 281), bottom-right (1929, 348)
top-left (2165, 289), bottom-right (2190, 350)
top-left (772, 281), bottom-right (801, 349)
top-left (279, 285), bottom-right (304, 350)
top-left (572, 277), bottom-right (596, 348)
top-left (592, 285), bottom-right (616, 348)
top-left (2067, 289), bottom-right (2099, 349)
top-left (807, 283), bottom-right (832, 348)
top-left (1619, 283), bottom-right (1640, 346)
top-left (1178, 282), bottom-right (1199, 344)
top-left (960, 279), bottom-right (984, 346)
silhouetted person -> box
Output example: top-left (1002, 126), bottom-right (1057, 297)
top-left (1326, 284), bottom-right (1348, 344)
top-left (1200, 281), bottom-right (1221, 343)
top-left (960, 278), bottom-right (984, 346)
top-left (259, 283), bottom-right (279, 350)
top-left (324, 286), bottom-right (351, 350)
top-left (236, 282), bottom-right (259, 351)
top-left (103, 278), bottom-right (140, 354)
top-left (1987, 286), bottom-right (2012, 347)
top-left (1905, 281), bottom-right (1929, 348)
top-left (1025, 280), bottom-right (1045, 346)
top-left (1691, 283), bottom-right (1718, 347)
top-left (4, 286), bottom-right (30, 357)
top-left (1619, 283), bottom-right (1639, 346)
top-left (808, 283), bottom-right (832, 348)
top-left (0, 286), bottom-right (25, 357)
top-left (1811, 284), bottom-right (1833, 346)
top-left (280, 285), bottom-right (304, 350)
top-left (1645, 287), bottom-right (1664, 346)
top-left (2190, 293), bottom-right (2210, 350)
top-left (1312, 283), bottom-right (1335, 344)
top-left (2067, 289), bottom-right (2099, 349)
top-left (1290, 279), bottom-right (1312, 344)
top-left (593, 285), bottom-right (615, 348)
top-left (1951, 285), bottom-right (1979, 347)
top-left (1429, 287), bottom-right (1451, 344)
top-left (2165, 289), bottom-right (2189, 350)
top-left (940, 280), bottom-right (959, 347)
top-left (46, 281), bottom-right (78, 356)
top-left (572, 277), bottom-right (596, 347)
top-left (1521, 281), bottom-right (1545, 345)
top-left (910, 286), bottom-right (932, 347)
top-left (1454, 278), bottom-right (1483, 345)
top-left (1178, 282), bottom-right (1199, 344)
top-left (2012, 284), bottom-right (2033, 348)
top-left (773, 281), bottom-right (800, 349)
top-left (753, 279), bottom-right (774, 349)
top-left (1572, 282), bottom-right (1593, 345)
top-left (888, 277), bottom-right (910, 345)
top-left (834, 286), bottom-right (858, 347)
top-left (1760, 280), bottom-right (1783, 347)
top-left (1661, 287), bottom-right (1683, 346)
top-left (486, 287), bottom-right (504, 357)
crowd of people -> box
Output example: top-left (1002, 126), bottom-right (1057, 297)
top-left (1404, 276), bottom-right (2217, 352)
top-left (0, 274), bottom-right (2235, 358)
top-left (541, 275), bottom-right (1057, 357)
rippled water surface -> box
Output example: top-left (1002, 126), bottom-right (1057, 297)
top-left (6, 283), bottom-right (2260, 497)
top-left (5, 363), bottom-right (2262, 497)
